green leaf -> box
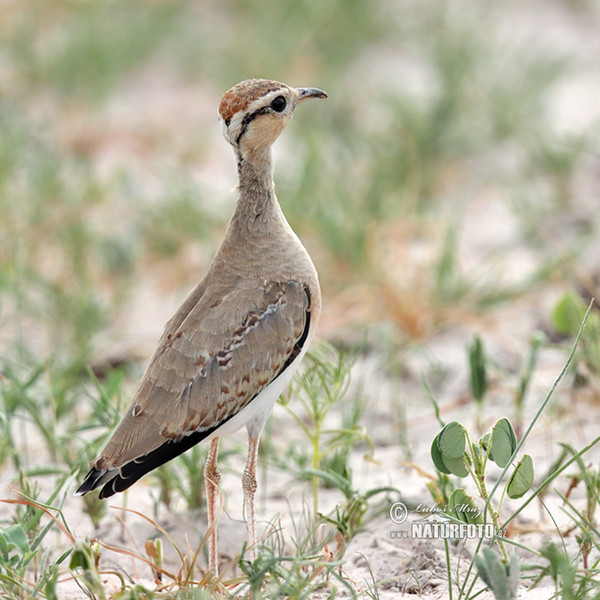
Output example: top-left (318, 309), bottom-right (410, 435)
top-left (2, 525), bottom-right (30, 555)
top-left (468, 335), bottom-right (488, 402)
top-left (69, 546), bottom-right (93, 570)
top-left (490, 418), bottom-right (517, 468)
top-left (431, 423), bottom-right (469, 477)
top-left (479, 432), bottom-right (491, 452)
top-left (431, 439), bottom-right (469, 478)
top-left (475, 548), bottom-right (519, 600)
top-left (507, 454), bottom-right (534, 499)
top-left (42, 564), bottom-right (60, 600)
top-left (551, 292), bottom-right (586, 336)
top-left (539, 543), bottom-right (575, 591)
top-left (431, 421), bottom-right (469, 477)
top-left (490, 427), bottom-right (511, 467)
top-left (0, 533), bottom-right (10, 562)
top-left (448, 489), bottom-right (483, 524)
top-left (442, 454), bottom-right (469, 478)
top-left (431, 436), bottom-right (451, 474)
top-left (438, 421), bottom-right (466, 459)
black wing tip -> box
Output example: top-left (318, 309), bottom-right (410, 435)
top-left (75, 465), bottom-right (134, 499)
top-left (74, 467), bottom-right (107, 497)
top-left (75, 427), bottom-right (220, 499)
top-left (98, 471), bottom-right (134, 498)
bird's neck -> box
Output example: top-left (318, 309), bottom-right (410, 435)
top-left (232, 147), bottom-right (286, 237)
top-left (215, 144), bottom-right (310, 279)
top-left (236, 147), bottom-right (274, 208)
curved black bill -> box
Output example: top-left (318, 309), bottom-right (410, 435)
top-left (296, 87), bottom-right (328, 102)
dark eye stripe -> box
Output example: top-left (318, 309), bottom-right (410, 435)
top-left (235, 107), bottom-right (270, 145)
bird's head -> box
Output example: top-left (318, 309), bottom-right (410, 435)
top-left (218, 79), bottom-right (327, 156)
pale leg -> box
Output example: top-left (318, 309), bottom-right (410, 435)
top-left (242, 433), bottom-right (261, 560)
top-left (204, 437), bottom-right (221, 575)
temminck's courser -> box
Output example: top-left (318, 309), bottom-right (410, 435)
top-left (76, 78), bottom-right (327, 576)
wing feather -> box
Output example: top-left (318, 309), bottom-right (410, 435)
top-left (77, 278), bottom-right (311, 496)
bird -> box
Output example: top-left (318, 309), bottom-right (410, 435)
top-left (75, 78), bottom-right (327, 576)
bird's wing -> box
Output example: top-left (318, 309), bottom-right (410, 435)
top-left (77, 277), bottom-right (311, 497)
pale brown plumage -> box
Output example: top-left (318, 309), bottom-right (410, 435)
top-left (95, 278), bottom-right (311, 473)
top-left (76, 78), bottom-right (326, 575)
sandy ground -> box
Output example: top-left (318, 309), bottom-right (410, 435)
top-left (34, 283), bottom-right (600, 598)
top-left (67, 183), bottom-right (600, 597)
top-left (3, 168), bottom-right (599, 598)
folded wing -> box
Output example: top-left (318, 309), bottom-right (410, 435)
top-left (76, 278), bottom-right (311, 498)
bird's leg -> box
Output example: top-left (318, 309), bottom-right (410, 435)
top-left (242, 433), bottom-right (261, 560)
top-left (204, 437), bottom-right (221, 576)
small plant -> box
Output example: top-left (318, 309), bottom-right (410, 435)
top-left (551, 292), bottom-right (600, 385)
top-left (69, 541), bottom-right (107, 600)
top-left (468, 334), bottom-right (488, 407)
top-left (474, 548), bottom-right (520, 600)
top-left (278, 343), bottom-right (373, 518)
top-left (467, 334), bottom-right (489, 431)
top-left (559, 443), bottom-right (600, 571)
top-left (465, 331), bottom-right (545, 439)
top-left (429, 305), bottom-right (600, 599)
top-left (431, 417), bottom-right (534, 563)
top-left (238, 533), bottom-right (356, 600)
top-left (429, 415), bottom-right (534, 600)
top-left (274, 344), bottom-right (394, 561)
top-left (0, 482), bottom-right (75, 599)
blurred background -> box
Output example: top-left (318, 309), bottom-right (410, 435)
top-left (1, 0), bottom-right (600, 532)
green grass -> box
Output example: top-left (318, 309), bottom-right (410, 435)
top-left (1, 0), bottom-right (600, 597)
top-left (5, 0), bottom-right (189, 103)
top-left (2, 336), bottom-right (600, 598)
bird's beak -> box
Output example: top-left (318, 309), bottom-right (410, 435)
top-left (296, 87), bottom-right (328, 102)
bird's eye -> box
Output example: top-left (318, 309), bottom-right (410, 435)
top-left (270, 96), bottom-right (287, 112)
